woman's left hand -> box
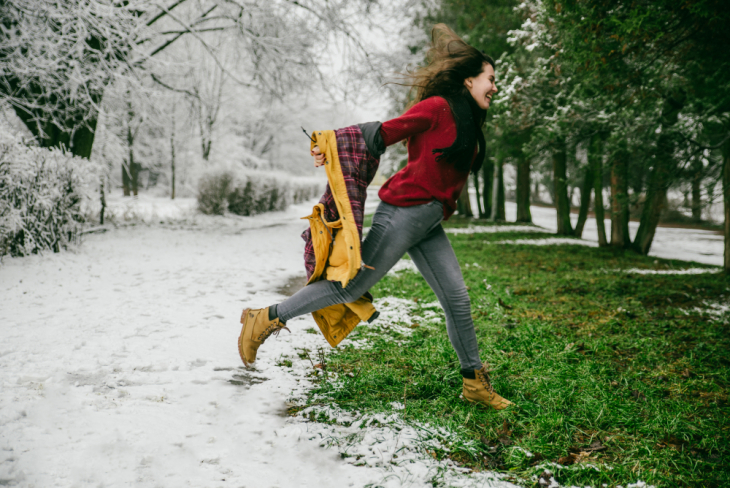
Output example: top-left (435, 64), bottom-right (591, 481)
top-left (311, 146), bottom-right (326, 167)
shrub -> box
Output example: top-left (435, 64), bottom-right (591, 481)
top-left (197, 170), bottom-right (234, 215)
top-left (197, 168), bottom-right (322, 216)
top-left (0, 132), bottom-right (98, 257)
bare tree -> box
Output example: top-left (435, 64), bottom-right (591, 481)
top-left (1, 0), bottom-right (386, 160)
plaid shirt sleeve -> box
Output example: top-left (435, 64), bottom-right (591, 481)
top-left (301, 125), bottom-right (380, 281)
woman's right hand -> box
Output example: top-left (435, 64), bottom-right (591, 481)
top-left (311, 146), bottom-right (326, 167)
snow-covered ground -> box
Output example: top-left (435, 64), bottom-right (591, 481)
top-left (1, 201), bottom-right (368, 487)
top-left (465, 197), bottom-right (723, 267)
top-left (518, 203), bottom-right (724, 266)
top-left (0, 189), bottom-right (713, 487)
top-left (0, 197), bottom-right (520, 488)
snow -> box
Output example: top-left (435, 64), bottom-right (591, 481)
top-left (1, 199), bottom-right (378, 487)
top-left (618, 268), bottom-right (720, 275)
top-left (0, 191), bottom-right (704, 487)
top-left (282, 405), bottom-right (518, 488)
top-left (456, 195), bottom-right (723, 266)
top-left (387, 259), bottom-right (419, 275)
top-left (505, 202), bottom-right (723, 267)
top-left (0, 195), bottom-right (516, 488)
top-left (85, 193), bottom-right (198, 224)
top-left (492, 238), bottom-right (597, 247)
top-left (445, 225), bottom-right (545, 235)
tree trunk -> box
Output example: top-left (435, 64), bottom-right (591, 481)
top-left (473, 172), bottom-right (483, 218)
top-left (574, 165), bottom-right (593, 238)
top-left (99, 181), bottom-right (106, 225)
top-left (457, 180), bottom-right (474, 217)
top-left (691, 160), bottom-right (702, 221)
top-left (202, 138), bottom-right (211, 161)
top-left (722, 141), bottom-right (730, 274)
top-left (125, 122), bottom-right (141, 197)
top-left (610, 147), bottom-right (631, 248)
top-left (590, 134), bottom-right (608, 246)
top-left (11, 101), bottom-right (99, 159)
top-left (491, 156), bottom-right (505, 220)
top-left (552, 140), bottom-right (573, 235)
top-left (634, 92), bottom-right (685, 255)
top-left (482, 159), bottom-right (494, 219)
top-left (122, 161), bottom-right (131, 197)
top-left (516, 156), bottom-right (532, 223)
top-left (171, 116), bottom-right (176, 200)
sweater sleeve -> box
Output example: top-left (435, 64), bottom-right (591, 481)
top-left (379, 96), bottom-right (449, 147)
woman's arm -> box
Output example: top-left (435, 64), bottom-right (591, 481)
top-left (380, 96), bottom-right (447, 146)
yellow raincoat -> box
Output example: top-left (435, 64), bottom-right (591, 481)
top-left (302, 130), bottom-right (377, 347)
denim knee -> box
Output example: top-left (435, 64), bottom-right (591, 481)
top-left (338, 276), bottom-right (369, 303)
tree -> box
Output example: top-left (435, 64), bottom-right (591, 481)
top-left (543, 0), bottom-right (730, 260)
top-left (1, 0), bottom-right (384, 160)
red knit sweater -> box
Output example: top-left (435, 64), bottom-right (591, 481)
top-left (378, 96), bottom-right (474, 219)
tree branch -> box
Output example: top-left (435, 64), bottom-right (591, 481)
top-left (681, 132), bottom-right (730, 151)
top-left (147, 0), bottom-right (189, 26)
top-left (144, 5), bottom-right (217, 54)
top-left (150, 2), bottom-right (253, 87)
top-left (151, 74), bottom-right (198, 98)
top-left (160, 27), bottom-right (225, 35)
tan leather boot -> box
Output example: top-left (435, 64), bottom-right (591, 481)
top-left (238, 308), bottom-right (290, 366)
top-left (462, 363), bottom-right (514, 410)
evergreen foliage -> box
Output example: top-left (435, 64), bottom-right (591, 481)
top-left (423, 0), bottom-right (730, 262)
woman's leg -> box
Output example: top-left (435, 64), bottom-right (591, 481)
top-left (407, 224), bottom-right (483, 372)
top-left (276, 201), bottom-right (444, 322)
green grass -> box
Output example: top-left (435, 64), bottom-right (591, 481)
top-left (301, 219), bottom-right (730, 487)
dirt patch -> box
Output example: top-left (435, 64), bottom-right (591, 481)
top-left (276, 275), bottom-right (306, 297)
top-left (228, 368), bottom-right (268, 388)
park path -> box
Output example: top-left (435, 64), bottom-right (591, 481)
top-left (0, 202), bottom-right (380, 488)
top-left (497, 200), bottom-right (722, 266)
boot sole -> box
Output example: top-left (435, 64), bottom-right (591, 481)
top-left (462, 393), bottom-right (513, 411)
top-left (238, 308), bottom-right (252, 367)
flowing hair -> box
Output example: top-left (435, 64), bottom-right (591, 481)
top-left (400, 24), bottom-right (494, 173)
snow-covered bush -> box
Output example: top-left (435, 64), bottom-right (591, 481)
top-left (197, 167), bottom-right (322, 216)
top-left (0, 132), bottom-right (98, 257)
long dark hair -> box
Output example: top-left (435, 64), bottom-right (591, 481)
top-left (402, 24), bottom-right (494, 173)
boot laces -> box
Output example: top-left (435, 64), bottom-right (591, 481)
top-left (257, 321), bottom-right (290, 343)
top-left (476, 363), bottom-right (495, 393)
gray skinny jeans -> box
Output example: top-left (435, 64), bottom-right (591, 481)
top-left (276, 200), bottom-right (482, 371)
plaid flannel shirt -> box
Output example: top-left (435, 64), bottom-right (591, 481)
top-left (302, 125), bottom-right (380, 280)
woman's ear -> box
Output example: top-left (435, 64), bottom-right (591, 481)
top-left (464, 77), bottom-right (474, 89)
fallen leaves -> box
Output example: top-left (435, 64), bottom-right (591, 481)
top-left (480, 420), bottom-right (514, 452)
top-left (537, 469), bottom-right (554, 487)
top-left (496, 419), bottom-right (514, 446)
top-left (631, 389), bottom-right (646, 401)
top-left (498, 298), bottom-right (513, 310)
top-left (558, 438), bottom-right (607, 465)
top-left (581, 439), bottom-right (607, 452)
top-left (656, 435), bottom-right (686, 452)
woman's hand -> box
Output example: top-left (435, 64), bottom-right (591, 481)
top-left (311, 146), bottom-right (326, 167)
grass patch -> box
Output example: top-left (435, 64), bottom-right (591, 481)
top-left (303, 220), bottom-right (729, 487)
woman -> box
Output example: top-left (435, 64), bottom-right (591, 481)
top-left (239, 24), bottom-right (512, 410)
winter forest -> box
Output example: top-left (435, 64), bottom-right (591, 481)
top-left (0, 0), bottom-right (728, 265)
top-left (1, 1), bottom-right (728, 487)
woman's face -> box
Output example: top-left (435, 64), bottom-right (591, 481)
top-left (464, 63), bottom-right (497, 110)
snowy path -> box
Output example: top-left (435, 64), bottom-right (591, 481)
top-left (477, 199), bottom-right (722, 267)
top-left (518, 203), bottom-right (724, 266)
top-left (0, 203), bottom-right (387, 487)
